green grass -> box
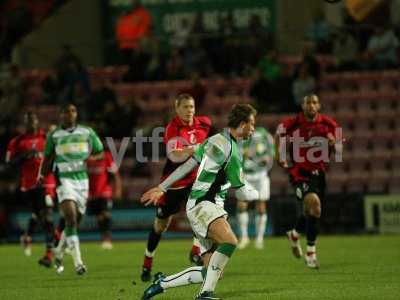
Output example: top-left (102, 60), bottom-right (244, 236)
top-left (0, 235), bottom-right (399, 300)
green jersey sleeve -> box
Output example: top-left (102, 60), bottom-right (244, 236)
top-left (89, 128), bottom-right (104, 154)
top-left (44, 133), bottom-right (55, 158)
top-left (226, 143), bottom-right (245, 189)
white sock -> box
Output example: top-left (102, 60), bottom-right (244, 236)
top-left (66, 235), bottom-right (83, 267)
top-left (160, 266), bottom-right (204, 289)
top-left (307, 245), bottom-right (316, 255)
top-left (200, 251), bottom-right (229, 293)
top-left (145, 248), bottom-right (155, 258)
top-left (238, 211), bottom-right (249, 239)
top-left (193, 237), bottom-right (201, 248)
top-left (55, 232), bottom-right (67, 259)
top-left (255, 213), bottom-right (267, 242)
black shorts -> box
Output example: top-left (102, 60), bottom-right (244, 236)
top-left (17, 187), bottom-right (49, 216)
top-left (156, 186), bottom-right (192, 219)
top-left (87, 198), bottom-right (112, 216)
top-left (291, 169), bottom-right (326, 202)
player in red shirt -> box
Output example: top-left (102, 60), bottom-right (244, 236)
top-left (5, 112), bottom-right (56, 267)
top-left (275, 94), bottom-right (343, 269)
top-left (87, 147), bottom-right (122, 250)
top-left (141, 94), bottom-right (212, 282)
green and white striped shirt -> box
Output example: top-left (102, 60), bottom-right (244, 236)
top-left (44, 125), bottom-right (104, 182)
top-left (241, 127), bottom-right (275, 174)
top-left (190, 130), bottom-right (245, 205)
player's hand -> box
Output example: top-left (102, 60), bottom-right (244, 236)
top-left (278, 159), bottom-right (289, 169)
top-left (140, 187), bottom-right (165, 207)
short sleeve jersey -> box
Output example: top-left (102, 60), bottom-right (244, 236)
top-left (277, 112), bottom-right (339, 182)
top-left (44, 125), bottom-right (104, 182)
top-left (162, 115), bottom-right (211, 188)
top-left (87, 150), bottom-right (117, 199)
top-left (6, 130), bottom-right (46, 191)
top-left (241, 127), bottom-right (275, 174)
top-left (190, 131), bottom-right (245, 205)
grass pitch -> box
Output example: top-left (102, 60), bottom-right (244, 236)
top-left (0, 235), bottom-right (399, 300)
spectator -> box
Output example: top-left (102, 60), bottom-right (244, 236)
top-left (257, 50), bottom-right (282, 81)
top-left (242, 15), bottom-right (273, 68)
top-left (217, 13), bottom-right (241, 75)
top-left (294, 42), bottom-right (321, 79)
top-left (183, 37), bottom-right (208, 77)
top-left (179, 72), bottom-right (207, 110)
top-left (305, 11), bottom-right (333, 53)
top-left (362, 25), bottom-right (399, 69)
top-left (165, 49), bottom-right (184, 80)
top-left (0, 64), bottom-right (24, 122)
top-left (292, 63), bottom-right (316, 106)
top-left (90, 79), bottom-right (117, 118)
top-left (331, 28), bottom-right (359, 71)
top-left (116, 0), bottom-right (152, 64)
top-left (170, 18), bottom-right (191, 52)
top-left (140, 33), bottom-right (165, 81)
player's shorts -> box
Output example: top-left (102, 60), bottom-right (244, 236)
top-left (156, 186), bottom-right (192, 219)
top-left (186, 200), bottom-right (228, 254)
top-left (87, 198), bottom-right (112, 216)
top-left (56, 179), bottom-right (89, 215)
top-left (18, 187), bottom-right (51, 217)
top-left (244, 171), bottom-right (270, 201)
top-left (291, 169), bottom-right (326, 202)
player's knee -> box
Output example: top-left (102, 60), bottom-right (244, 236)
top-left (154, 217), bottom-right (170, 233)
top-left (305, 194), bottom-right (321, 217)
top-left (238, 201), bottom-right (248, 212)
top-left (256, 202), bottom-right (266, 214)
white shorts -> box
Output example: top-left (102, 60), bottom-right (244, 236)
top-left (186, 200), bottom-right (228, 254)
top-left (56, 178), bottom-right (89, 215)
top-left (244, 172), bottom-right (270, 201)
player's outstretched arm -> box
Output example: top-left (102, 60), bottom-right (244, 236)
top-left (140, 157), bottom-right (199, 206)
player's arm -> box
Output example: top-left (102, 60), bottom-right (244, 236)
top-left (88, 128), bottom-right (104, 160)
top-left (106, 152), bottom-right (123, 200)
top-left (225, 153), bottom-right (259, 201)
top-left (40, 133), bottom-right (56, 177)
top-left (164, 123), bottom-right (195, 163)
top-left (140, 157), bottom-right (199, 206)
top-left (275, 123), bottom-right (289, 169)
top-left (5, 139), bottom-right (37, 165)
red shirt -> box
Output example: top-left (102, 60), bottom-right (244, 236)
top-left (162, 115), bottom-right (212, 189)
top-left (87, 151), bottom-right (117, 199)
top-left (277, 112), bottom-right (339, 182)
top-left (43, 173), bottom-right (56, 198)
top-left (6, 130), bottom-right (46, 191)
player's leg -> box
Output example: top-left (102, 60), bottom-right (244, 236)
top-left (255, 201), bottom-right (267, 249)
top-left (141, 215), bottom-right (172, 281)
top-left (142, 239), bottom-right (215, 299)
top-left (98, 210), bottom-right (113, 249)
top-left (287, 183), bottom-right (307, 258)
top-left (237, 200), bottom-right (250, 249)
top-left (254, 175), bottom-right (270, 249)
top-left (303, 192), bottom-right (321, 269)
top-left (141, 188), bottom-right (185, 281)
top-left (20, 190), bottom-right (36, 256)
top-left (37, 190), bottom-right (56, 267)
top-left (197, 217), bottom-right (238, 300)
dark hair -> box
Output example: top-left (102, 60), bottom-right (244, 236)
top-left (175, 93), bottom-right (195, 107)
top-left (59, 103), bottom-right (77, 113)
top-left (303, 94), bottom-right (319, 103)
top-left (228, 104), bottom-right (257, 128)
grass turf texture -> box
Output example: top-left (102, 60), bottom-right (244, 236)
top-left (0, 235), bottom-right (399, 300)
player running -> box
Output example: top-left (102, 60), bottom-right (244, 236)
top-left (141, 94), bottom-right (212, 282)
top-left (6, 112), bottom-right (56, 267)
top-left (237, 126), bottom-right (275, 250)
top-left (275, 94), bottom-right (343, 269)
top-left (87, 141), bottom-right (122, 250)
top-left (141, 104), bottom-right (259, 300)
top-left (40, 104), bottom-right (104, 275)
